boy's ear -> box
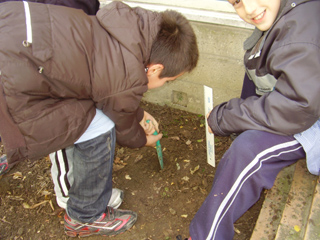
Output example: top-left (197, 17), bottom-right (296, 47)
top-left (147, 64), bottom-right (164, 76)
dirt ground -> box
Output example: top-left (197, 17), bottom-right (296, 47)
top-left (0, 101), bottom-right (265, 240)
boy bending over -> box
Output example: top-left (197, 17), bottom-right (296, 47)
top-left (0, 1), bottom-right (198, 237)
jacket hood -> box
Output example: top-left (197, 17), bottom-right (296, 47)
top-left (96, 1), bottom-right (161, 65)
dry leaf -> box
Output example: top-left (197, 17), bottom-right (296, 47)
top-left (113, 164), bottom-right (125, 172)
top-left (181, 176), bottom-right (189, 182)
top-left (294, 225), bottom-right (301, 232)
top-left (176, 163), bottom-right (180, 170)
top-left (41, 190), bottom-right (52, 196)
top-left (22, 202), bottom-right (30, 209)
top-left (12, 172), bottom-right (23, 179)
top-left (125, 174), bottom-right (132, 180)
top-left (134, 155), bottom-right (143, 163)
top-left (114, 157), bottom-right (121, 164)
top-left (169, 136), bottom-right (180, 141)
top-left (117, 148), bottom-right (125, 154)
top-left (190, 165), bottom-right (200, 175)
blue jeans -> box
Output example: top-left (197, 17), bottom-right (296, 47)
top-left (66, 128), bottom-right (115, 223)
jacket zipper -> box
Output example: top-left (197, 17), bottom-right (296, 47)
top-left (22, 1), bottom-right (32, 47)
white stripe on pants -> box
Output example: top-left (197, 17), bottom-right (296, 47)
top-left (50, 147), bottom-right (74, 209)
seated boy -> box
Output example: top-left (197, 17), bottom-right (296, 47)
top-left (188, 0), bottom-right (320, 239)
top-left (0, 1), bottom-right (198, 237)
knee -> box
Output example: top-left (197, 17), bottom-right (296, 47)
top-left (227, 130), bottom-right (267, 158)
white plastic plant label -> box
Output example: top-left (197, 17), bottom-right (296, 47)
top-left (204, 85), bottom-right (215, 167)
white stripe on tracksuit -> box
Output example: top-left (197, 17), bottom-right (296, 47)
top-left (50, 148), bottom-right (73, 209)
top-left (206, 140), bottom-right (302, 240)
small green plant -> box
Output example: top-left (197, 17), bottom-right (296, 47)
top-left (162, 130), bottom-right (168, 138)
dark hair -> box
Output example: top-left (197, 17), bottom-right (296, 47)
top-left (147, 10), bottom-right (199, 78)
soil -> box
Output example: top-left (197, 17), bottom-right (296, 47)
top-left (0, 101), bottom-right (265, 240)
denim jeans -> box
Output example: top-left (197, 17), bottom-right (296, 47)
top-left (66, 128), bottom-right (115, 223)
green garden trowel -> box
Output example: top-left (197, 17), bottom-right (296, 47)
top-left (146, 120), bottom-right (164, 170)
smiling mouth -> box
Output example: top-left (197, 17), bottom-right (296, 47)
top-left (253, 10), bottom-right (266, 21)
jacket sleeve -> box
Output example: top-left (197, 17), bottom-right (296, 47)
top-left (208, 42), bottom-right (320, 136)
top-left (99, 87), bottom-right (147, 148)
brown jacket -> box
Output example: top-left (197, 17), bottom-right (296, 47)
top-left (0, 1), bottom-right (161, 166)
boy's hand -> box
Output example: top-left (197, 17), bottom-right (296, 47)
top-left (139, 111), bottom-right (159, 135)
top-left (206, 111), bottom-right (213, 134)
top-left (145, 133), bottom-right (163, 147)
top-left (139, 110), bottom-right (163, 147)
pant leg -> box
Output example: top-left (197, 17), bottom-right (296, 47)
top-left (50, 147), bottom-right (74, 209)
top-left (66, 128), bottom-right (116, 223)
top-left (50, 109), bottom-right (115, 210)
top-left (189, 130), bottom-right (306, 240)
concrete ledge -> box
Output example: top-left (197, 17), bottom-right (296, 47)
top-left (304, 178), bottom-right (320, 239)
top-left (250, 160), bottom-right (319, 240)
top-left (99, 0), bottom-right (254, 29)
top-left (250, 164), bottom-right (296, 240)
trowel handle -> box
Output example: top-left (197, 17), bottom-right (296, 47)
top-left (146, 119), bottom-right (157, 134)
top-left (146, 120), bottom-right (160, 142)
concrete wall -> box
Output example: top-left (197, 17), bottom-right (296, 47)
top-left (99, 0), bottom-right (253, 115)
top-left (144, 22), bottom-right (252, 114)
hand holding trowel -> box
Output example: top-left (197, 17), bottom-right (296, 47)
top-left (146, 119), bottom-right (164, 170)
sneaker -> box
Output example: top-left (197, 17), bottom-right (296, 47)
top-left (0, 155), bottom-right (9, 176)
top-left (64, 207), bottom-right (137, 237)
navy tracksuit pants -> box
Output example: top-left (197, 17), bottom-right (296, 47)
top-left (189, 130), bottom-right (305, 239)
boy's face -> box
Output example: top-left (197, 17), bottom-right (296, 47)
top-left (146, 64), bottom-right (184, 89)
top-left (228, 0), bottom-right (281, 31)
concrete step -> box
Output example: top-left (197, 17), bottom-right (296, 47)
top-left (275, 160), bottom-right (317, 240)
top-left (303, 175), bottom-right (320, 240)
top-left (250, 163), bottom-right (296, 240)
top-left (250, 159), bottom-right (319, 240)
